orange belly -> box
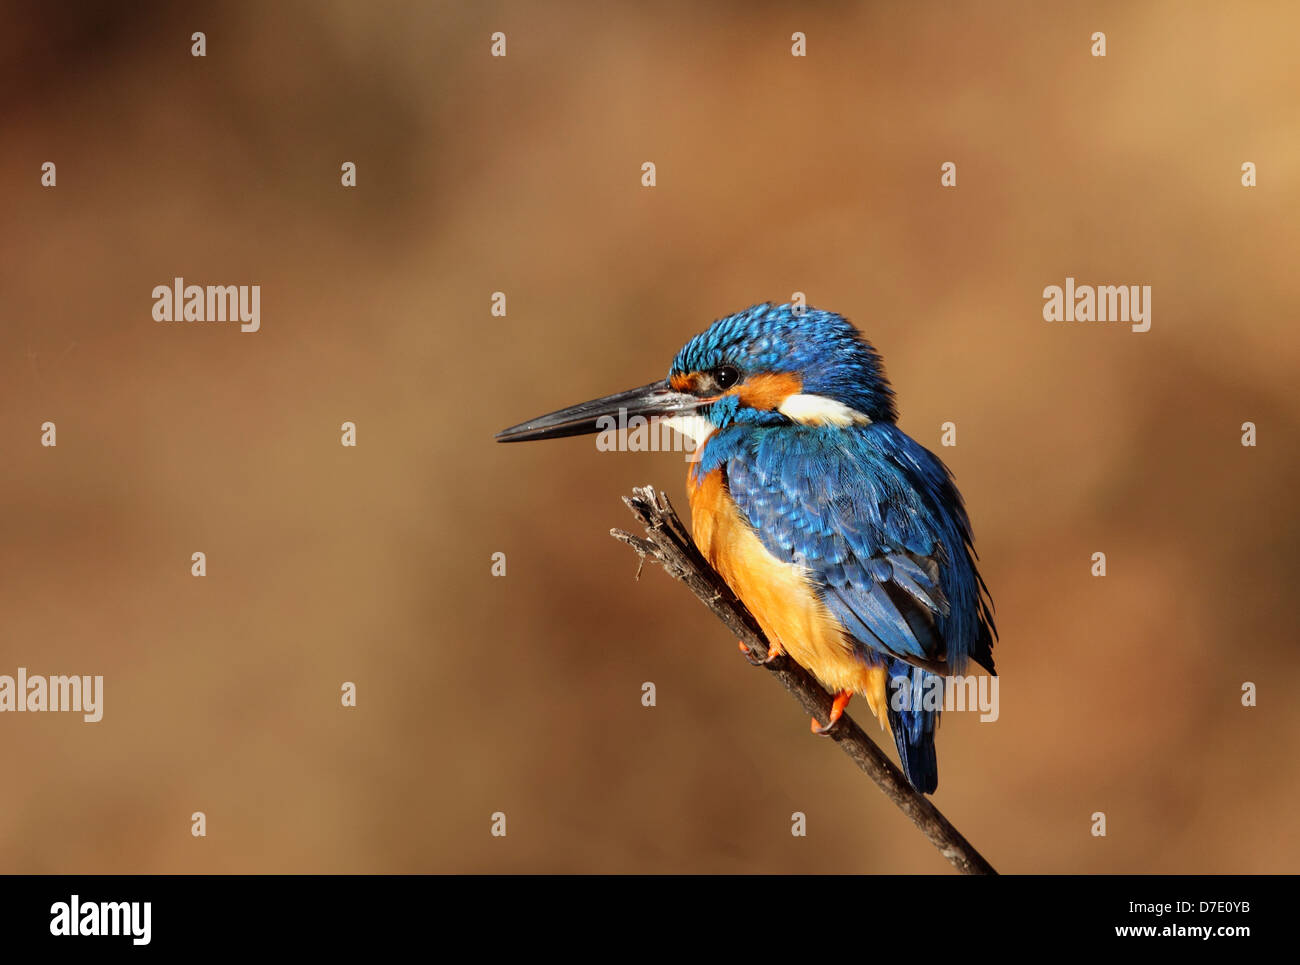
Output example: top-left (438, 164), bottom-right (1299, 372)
top-left (689, 467), bottom-right (890, 729)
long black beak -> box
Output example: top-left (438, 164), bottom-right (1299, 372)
top-left (496, 379), bottom-right (701, 443)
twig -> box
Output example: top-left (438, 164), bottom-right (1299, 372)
top-left (611, 485), bottom-right (997, 876)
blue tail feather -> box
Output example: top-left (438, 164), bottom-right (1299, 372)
top-left (887, 661), bottom-right (939, 793)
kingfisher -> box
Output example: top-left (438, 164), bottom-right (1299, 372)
top-left (496, 303), bottom-right (996, 792)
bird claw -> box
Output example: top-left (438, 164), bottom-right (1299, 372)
top-left (737, 640), bottom-right (785, 667)
top-left (810, 716), bottom-right (843, 736)
top-left (810, 691), bottom-right (853, 736)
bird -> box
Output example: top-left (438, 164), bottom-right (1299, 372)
top-left (496, 302), bottom-right (996, 793)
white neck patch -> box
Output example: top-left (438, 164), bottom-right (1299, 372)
top-left (777, 393), bottom-right (873, 427)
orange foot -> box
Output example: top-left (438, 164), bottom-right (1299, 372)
top-left (738, 639), bottom-right (786, 667)
top-left (811, 691), bottom-right (852, 735)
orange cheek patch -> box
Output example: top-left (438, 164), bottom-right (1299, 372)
top-left (670, 372), bottom-right (698, 393)
top-left (733, 372), bottom-right (802, 410)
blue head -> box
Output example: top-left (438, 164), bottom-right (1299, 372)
top-left (496, 302), bottom-right (896, 444)
top-left (668, 303), bottom-right (897, 429)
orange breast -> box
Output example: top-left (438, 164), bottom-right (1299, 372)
top-left (688, 466), bottom-right (890, 729)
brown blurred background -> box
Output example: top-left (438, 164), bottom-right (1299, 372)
top-left (1, 0), bottom-right (1297, 873)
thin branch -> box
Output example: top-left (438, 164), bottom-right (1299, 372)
top-left (611, 485), bottom-right (997, 876)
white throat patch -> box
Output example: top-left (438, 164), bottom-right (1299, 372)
top-left (659, 414), bottom-right (716, 450)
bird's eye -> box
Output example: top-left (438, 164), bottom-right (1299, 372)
top-left (711, 365), bottom-right (741, 390)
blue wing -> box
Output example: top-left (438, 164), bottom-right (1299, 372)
top-left (719, 422), bottom-right (994, 674)
top-left (698, 420), bottom-right (995, 793)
